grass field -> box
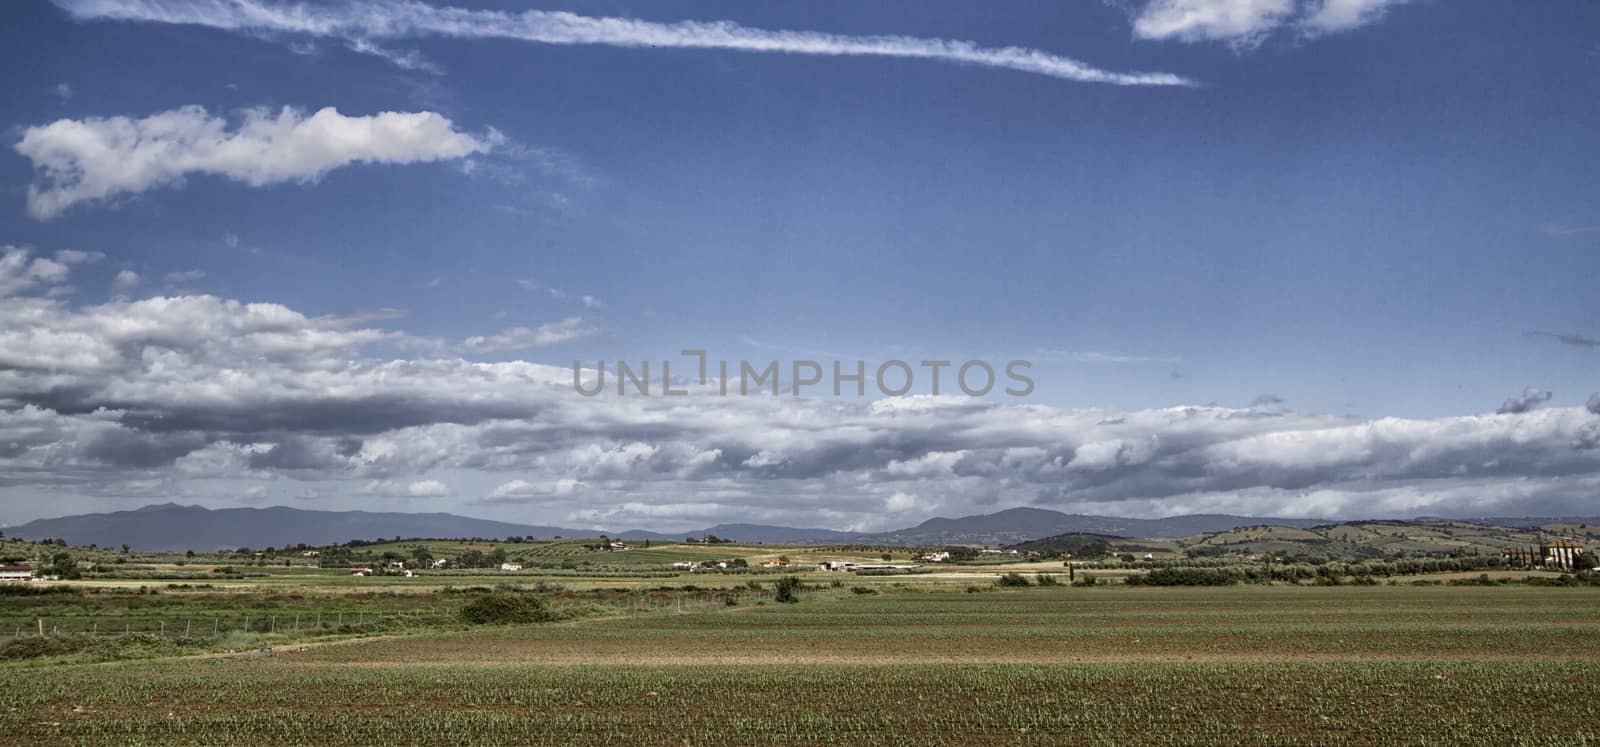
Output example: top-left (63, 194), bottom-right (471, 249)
top-left (2, 584), bottom-right (1597, 745)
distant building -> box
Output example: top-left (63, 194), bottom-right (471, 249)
top-left (0, 565), bottom-right (34, 581)
top-left (499, 563), bottom-right (523, 572)
top-left (1506, 541), bottom-right (1593, 571)
top-left (920, 551), bottom-right (951, 563)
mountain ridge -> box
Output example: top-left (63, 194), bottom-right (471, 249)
top-left (6, 503), bottom-right (1594, 551)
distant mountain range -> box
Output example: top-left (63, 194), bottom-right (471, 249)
top-left (4, 503), bottom-right (1595, 551)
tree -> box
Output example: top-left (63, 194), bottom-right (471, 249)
top-left (880, 553), bottom-right (892, 561)
top-left (44, 551), bottom-right (81, 579)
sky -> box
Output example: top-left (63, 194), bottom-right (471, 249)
top-left (0, 0), bottom-right (1597, 530)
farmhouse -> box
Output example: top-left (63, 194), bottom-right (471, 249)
top-left (920, 551), bottom-right (951, 562)
top-left (671, 561), bottom-right (696, 571)
top-left (0, 565), bottom-right (34, 581)
top-left (500, 563), bottom-right (523, 572)
top-left (348, 567), bottom-right (373, 577)
top-left (1505, 541), bottom-right (1595, 571)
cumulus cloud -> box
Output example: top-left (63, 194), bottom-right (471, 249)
top-left (15, 104), bottom-right (493, 219)
top-left (1127, 0), bottom-right (1408, 47)
top-left (2, 245), bottom-right (1599, 527)
top-left (1497, 387), bottom-right (1552, 415)
top-left (52, 0), bottom-right (1192, 87)
top-left (111, 270), bottom-right (142, 295)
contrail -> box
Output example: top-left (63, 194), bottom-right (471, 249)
top-left (53, 0), bottom-right (1195, 87)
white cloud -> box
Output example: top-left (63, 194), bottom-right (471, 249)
top-left (1132, 0), bottom-right (1294, 47)
top-left (53, 0), bottom-right (1193, 87)
top-left (2, 244), bottom-right (1599, 526)
top-left (15, 104), bottom-right (494, 219)
top-left (463, 317), bottom-right (598, 352)
top-left (1298, 0), bottom-right (1408, 36)
top-left (112, 270), bottom-right (141, 295)
top-left (581, 295), bottom-right (603, 309)
top-left (164, 269), bottom-right (207, 284)
top-left (362, 479), bottom-right (451, 498)
top-left (0, 246), bottom-right (79, 297)
top-left (1128, 0), bottom-right (1407, 47)
top-left (1037, 349), bottom-right (1184, 364)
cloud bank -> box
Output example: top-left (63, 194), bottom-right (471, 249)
top-left (15, 104), bottom-right (493, 219)
top-left (2, 245), bottom-right (1599, 529)
top-left (52, 0), bottom-right (1192, 87)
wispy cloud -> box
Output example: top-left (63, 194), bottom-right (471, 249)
top-left (1538, 223), bottom-right (1600, 238)
top-left (463, 317), bottom-right (599, 352)
top-left (53, 0), bottom-right (1193, 87)
top-left (1036, 349), bottom-right (1184, 364)
top-left (164, 269), bottom-right (207, 284)
top-left (1527, 330), bottom-right (1600, 349)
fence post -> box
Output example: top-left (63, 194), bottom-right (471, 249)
top-left (37, 618), bottom-right (44, 637)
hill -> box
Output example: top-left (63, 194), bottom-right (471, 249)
top-left (859, 508), bottom-right (1326, 546)
top-left (3, 503), bottom-right (578, 551)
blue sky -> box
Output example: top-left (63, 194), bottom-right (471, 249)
top-left (0, 0), bottom-right (1597, 529)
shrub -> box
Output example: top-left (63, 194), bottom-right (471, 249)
top-left (850, 586), bottom-right (878, 595)
top-left (773, 576), bottom-right (802, 603)
top-left (1072, 575), bottom-right (1098, 587)
top-left (1035, 573), bottom-right (1060, 586)
top-left (1126, 567), bottom-right (1242, 586)
top-left (459, 592), bottom-right (558, 625)
top-left (996, 573), bottom-right (1032, 588)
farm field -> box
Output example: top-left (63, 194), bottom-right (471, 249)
top-left (2, 585), bottom-right (1597, 745)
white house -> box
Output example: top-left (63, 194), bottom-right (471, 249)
top-left (431, 559), bottom-right (450, 569)
top-left (672, 561), bottom-right (695, 571)
top-left (0, 565), bottom-right (34, 581)
top-left (500, 563), bottom-right (523, 572)
top-left (920, 551), bottom-right (951, 563)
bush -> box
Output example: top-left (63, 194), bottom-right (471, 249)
top-left (1126, 567), bottom-right (1242, 586)
top-left (459, 592), bottom-right (558, 625)
top-left (1072, 575), bottom-right (1098, 587)
top-left (850, 586), bottom-right (878, 595)
top-left (1034, 573), bottom-right (1060, 586)
top-left (996, 572), bottom-right (1032, 588)
top-left (773, 576), bottom-right (802, 603)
